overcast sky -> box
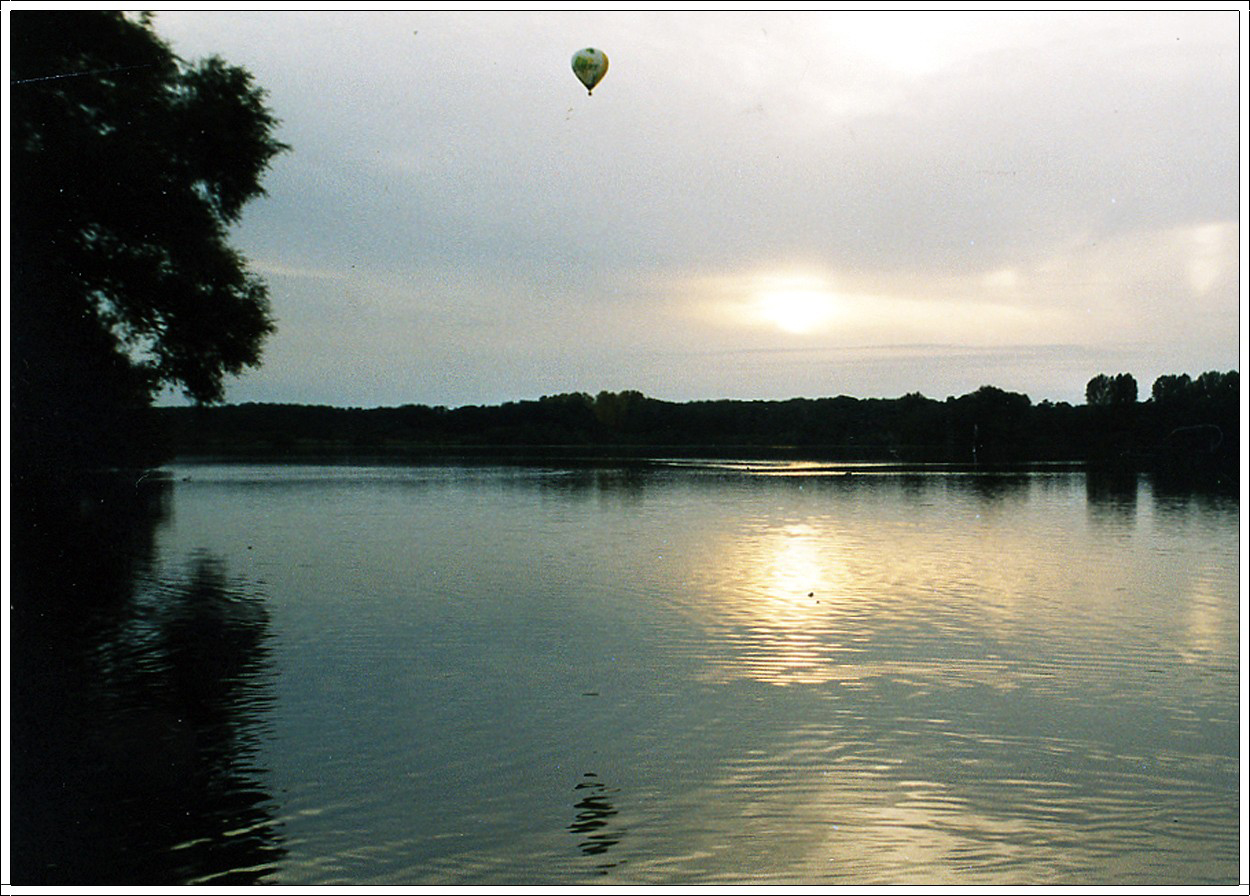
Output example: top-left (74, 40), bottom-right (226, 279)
top-left (148, 8), bottom-right (1243, 408)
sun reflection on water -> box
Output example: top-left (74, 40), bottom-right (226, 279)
top-left (678, 480), bottom-right (1120, 692)
top-left (695, 520), bottom-right (861, 686)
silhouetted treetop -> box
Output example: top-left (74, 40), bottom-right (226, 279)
top-left (1086, 373), bottom-right (1138, 407)
top-left (11, 11), bottom-right (287, 475)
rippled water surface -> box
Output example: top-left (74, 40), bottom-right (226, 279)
top-left (10, 463), bottom-right (1242, 884)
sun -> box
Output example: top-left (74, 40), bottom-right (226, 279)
top-left (690, 269), bottom-right (847, 336)
top-left (754, 287), bottom-right (840, 334)
top-left (746, 274), bottom-right (842, 334)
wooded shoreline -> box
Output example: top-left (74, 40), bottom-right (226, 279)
top-left (153, 375), bottom-right (1239, 490)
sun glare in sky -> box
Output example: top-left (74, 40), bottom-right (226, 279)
top-left (710, 271), bottom-right (845, 336)
top-left (752, 283), bottom-right (842, 334)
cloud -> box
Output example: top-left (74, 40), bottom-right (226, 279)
top-left (148, 10), bottom-right (1241, 407)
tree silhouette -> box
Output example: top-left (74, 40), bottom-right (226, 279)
top-left (1085, 372), bottom-right (1138, 407)
top-left (150, 373), bottom-right (1236, 488)
top-left (1150, 373), bottom-right (1193, 405)
top-left (10, 11), bottom-right (287, 477)
top-left (1146, 370), bottom-right (1239, 489)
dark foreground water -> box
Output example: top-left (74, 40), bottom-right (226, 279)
top-left (9, 462), bottom-right (1243, 884)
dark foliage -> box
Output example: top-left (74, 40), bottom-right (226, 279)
top-left (10, 11), bottom-right (287, 481)
top-left (155, 370), bottom-right (1239, 488)
top-left (1085, 372), bottom-right (1138, 407)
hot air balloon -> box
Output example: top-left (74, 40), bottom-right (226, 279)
top-left (571, 47), bottom-right (609, 95)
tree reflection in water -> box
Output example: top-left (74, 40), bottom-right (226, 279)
top-left (569, 772), bottom-right (624, 874)
top-left (9, 474), bottom-right (285, 884)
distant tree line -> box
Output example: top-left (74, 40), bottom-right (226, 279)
top-left (155, 370), bottom-right (1239, 488)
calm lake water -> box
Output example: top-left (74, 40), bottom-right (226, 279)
top-left (9, 461), bottom-right (1243, 885)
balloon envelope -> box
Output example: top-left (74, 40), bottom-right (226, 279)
top-left (571, 47), bottom-right (609, 94)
